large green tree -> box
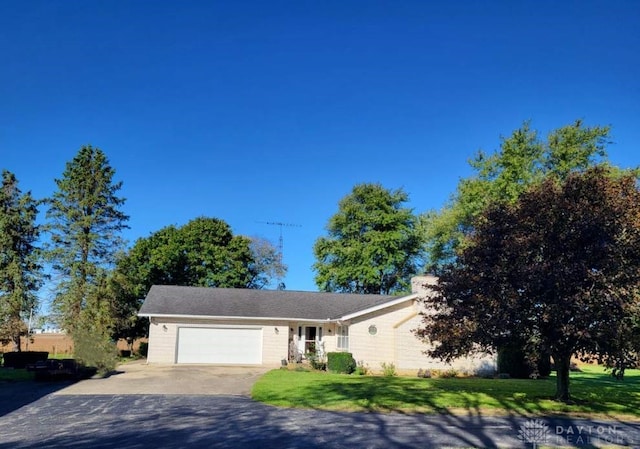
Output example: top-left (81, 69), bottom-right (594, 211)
top-left (0, 170), bottom-right (44, 350)
top-left (45, 145), bottom-right (129, 334)
top-left (416, 167), bottom-right (640, 401)
top-left (112, 217), bottom-right (285, 342)
top-left (423, 120), bottom-right (612, 271)
top-left (313, 183), bottom-right (423, 294)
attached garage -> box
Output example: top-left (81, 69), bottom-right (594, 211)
top-left (176, 327), bottom-right (263, 364)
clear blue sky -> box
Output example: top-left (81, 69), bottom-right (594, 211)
top-left (2, 1), bottom-right (639, 295)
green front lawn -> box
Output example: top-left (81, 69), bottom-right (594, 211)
top-left (251, 365), bottom-right (640, 419)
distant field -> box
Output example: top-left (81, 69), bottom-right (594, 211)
top-left (1, 335), bottom-right (146, 356)
top-left (0, 334), bottom-right (74, 356)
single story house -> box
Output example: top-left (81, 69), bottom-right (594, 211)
top-left (138, 276), bottom-right (495, 374)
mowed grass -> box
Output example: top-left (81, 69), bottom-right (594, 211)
top-left (251, 365), bottom-right (640, 419)
top-left (0, 368), bottom-right (35, 381)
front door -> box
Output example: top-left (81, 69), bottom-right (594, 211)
top-left (305, 326), bottom-right (317, 354)
top-left (297, 325), bottom-right (323, 356)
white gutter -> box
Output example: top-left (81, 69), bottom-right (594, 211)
top-left (137, 312), bottom-right (340, 323)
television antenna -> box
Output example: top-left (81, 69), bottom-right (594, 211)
top-left (257, 221), bottom-right (302, 289)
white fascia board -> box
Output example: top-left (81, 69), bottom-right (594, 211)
top-left (339, 293), bottom-right (418, 321)
top-left (137, 313), bottom-right (337, 323)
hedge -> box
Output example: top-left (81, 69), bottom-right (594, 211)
top-left (327, 352), bottom-right (356, 374)
top-left (3, 351), bottom-right (49, 369)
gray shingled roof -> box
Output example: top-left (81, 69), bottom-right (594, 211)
top-left (138, 286), bottom-right (404, 320)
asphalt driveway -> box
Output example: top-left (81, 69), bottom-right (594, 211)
top-left (56, 360), bottom-right (270, 395)
top-left (2, 363), bottom-right (639, 448)
top-left (2, 394), bottom-right (640, 448)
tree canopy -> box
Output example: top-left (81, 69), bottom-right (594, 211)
top-left (423, 120), bottom-right (612, 271)
top-left (116, 216), bottom-right (284, 293)
top-left (313, 183), bottom-right (423, 294)
top-left (416, 167), bottom-right (640, 401)
top-left (0, 170), bottom-right (43, 350)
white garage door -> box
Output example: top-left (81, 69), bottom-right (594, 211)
top-left (176, 327), bottom-right (263, 364)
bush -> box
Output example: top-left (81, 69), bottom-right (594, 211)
top-left (3, 351), bottom-right (49, 369)
top-left (381, 362), bottom-right (396, 377)
top-left (439, 368), bottom-right (458, 378)
top-left (306, 352), bottom-right (326, 371)
top-left (327, 352), bottom-right (356, 374)
top-left (138, 341), bottom-right (148, 357)
top-left (355, 361), bottom-right (370, 376)
top-left (73, 325), bottom-right (119, 375)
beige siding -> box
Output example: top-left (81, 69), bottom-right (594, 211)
top-left (344, 295), bottom-right (496, 375)
top-left (147, 317), bottom-right (288, 366)
top-left (401, 275), bottom-right (496, 374)
top-left (347, 301), bottom-right (414, 371)
top-left (148, 318), bottom-right (177, 363)
top-left (394, 312), bottom-right (495, 374)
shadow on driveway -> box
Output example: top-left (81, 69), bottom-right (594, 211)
top-left (0, 379), bottom-right (74, 417)
top-left (1, 395), bottom-right (640, 448)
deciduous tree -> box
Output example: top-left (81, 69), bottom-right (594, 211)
top-left (313, 183), bottom-right (423, 294)
top-left (416, 167), bottom-right (640, 401)
top-left (423, 120), bottom-right (612, 271)
top-left (112, 217), bottom-right (285, 342)
top-left (0, 170), bottom-right (43, 350)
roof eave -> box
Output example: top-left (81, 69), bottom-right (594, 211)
top-left (339, 293), bottom-right (418, 321)
top-left (137, 312), bottom-right (339, 323)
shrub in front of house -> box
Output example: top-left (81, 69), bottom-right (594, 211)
top-left (380, 362), bottom-right (397, 377)
top-left (327, 352), bottom-right (356, 374)
top-left (306, 352), bottom-right (327, 371)
top-left (355, 360), bottom-right (370, 375)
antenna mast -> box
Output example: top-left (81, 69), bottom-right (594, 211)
top-left (257, 221), bottom-right (302, 289)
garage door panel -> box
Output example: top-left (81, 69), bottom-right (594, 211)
top-left (177, 327), bottom-right (262, 364)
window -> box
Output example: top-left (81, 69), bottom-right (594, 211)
top-left (336, 325), bottom-right (349, 350)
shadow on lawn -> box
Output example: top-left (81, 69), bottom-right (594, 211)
top-left (261, 373), bottom-right (640, 448)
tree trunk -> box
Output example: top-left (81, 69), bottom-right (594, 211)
top-left (12, 335), bottom-right (21, 352)
top-left (554, 353), bottom-right (572, 402)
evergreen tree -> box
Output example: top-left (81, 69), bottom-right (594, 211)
top-left (0, 170), bottom-right (43, 350)
top-left (45, 145), bottom-right (129, 334)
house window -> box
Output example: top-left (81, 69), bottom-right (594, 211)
top-left (337, 325), bottom-right (349, 350)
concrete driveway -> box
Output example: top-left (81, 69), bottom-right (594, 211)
top-left (56, 360), bottom-right (270, 395)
